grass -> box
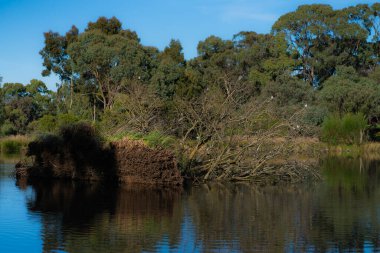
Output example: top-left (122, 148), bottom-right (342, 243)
top-left (0, 135), bottom-right (31, 154)
top-left (323, 142), bottom-right (380, 159)
top-left (108, 131), bottom-right (176, 149)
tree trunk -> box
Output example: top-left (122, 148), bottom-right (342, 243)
top-left (69, 76), bottom-right (74, 110)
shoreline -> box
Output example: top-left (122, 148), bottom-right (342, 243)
top-left (8, 133), bottom-right (380, 185)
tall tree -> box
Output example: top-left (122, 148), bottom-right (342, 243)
top-left (67, 29), bottom-right (156, 109)
top-left (41, 17), bottom-right (158, 110)
top-left (150, 39), bottom-right (186, 99)
top-left (1, 80), bottom-right (54, 134)
top-left (40, 26), bottom-right (78, 108)
top-left (272, 4), bottom-right (379, 86)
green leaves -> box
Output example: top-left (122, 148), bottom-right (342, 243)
top-left (319, 66), bottom-right (380, 119)
top-left (322, 113), bottom-right (367, 145)
top-left (272, 4), bottom-right (380, 86)
top-left (0, 80), bottom-right (54, 135)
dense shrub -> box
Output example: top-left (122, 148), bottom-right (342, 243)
top-left (322, 113), bottom-right (367, 145)
top-left (0, 121), bottom-right (17, 136)
top-left (31, 113), bottom-right (81, 134)
top-left (1, 140), bottom-right (22, 154)
top-left (27, 123), bottom-right (116, 180)
top-left (0, 135), bottom-right (30, 154)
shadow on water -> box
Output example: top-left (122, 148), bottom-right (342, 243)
top-left (11, 157), bottom-right (380, 253)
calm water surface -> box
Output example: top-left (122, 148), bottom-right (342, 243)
top-left (1, 157), bottom-right (380, 253)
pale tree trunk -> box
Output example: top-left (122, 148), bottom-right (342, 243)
top-left (69, 76), bottom-right (74, 110)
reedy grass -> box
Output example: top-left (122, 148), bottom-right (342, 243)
top-left (0, 135), bottom-right (31, 154)
top-left (107, 131), bottom-right (175, 149)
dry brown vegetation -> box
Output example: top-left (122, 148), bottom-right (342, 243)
top-left (164, 85), bottom-right (320, 183)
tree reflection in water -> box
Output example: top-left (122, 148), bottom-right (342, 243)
top-left (16, 158), bottom-right (380, 253)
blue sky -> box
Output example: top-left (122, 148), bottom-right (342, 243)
top-left (0, 0), bottom-right (378, 90)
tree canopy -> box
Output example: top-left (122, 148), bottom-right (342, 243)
top-left (1, 4), bottom-right (380, 142)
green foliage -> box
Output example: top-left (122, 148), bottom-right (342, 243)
top-left (302, 106), bottom-right (329, 126)
top-left (1, 80), bottom-right (54, 135)
top-left (151, 40), bottom-right (186, 99)
top-left (141, 131), bottom-right (175, 148)
top-left (32, 115), bottom-right (56, 133)
top-left (31, 113), bottom-right (80, 134)
top-left (67, 19), bottom-right (157, 109)
top-left (2, 3), bottom-right (379, 155)
top-left (1, 140), bottom-right (22, 154)
top-left (273, 4), bottom-right (379, 86)
top-left (322, 113), bottom-right (367, 145)
top-left (318, 66), bottom-right (380, 119)
top-left (264, 74), bottom-right (314, 106)
top-left (0, 121), bottom-right (17, 136)
top-left (0, 136), bottom-right (30, 154)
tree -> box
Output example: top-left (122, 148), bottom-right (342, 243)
top-left (233, 31), bottom-right (294, 86)
top-left (1, 80), bottom-right (54, 134)
top-left (272, 4), bottom-right (379, 86)
top-left (40, 26), bottom-right (79, 109)
top-left (184, 35), bottom-right (255, 102)
top-left (41, 17), bottom-right (158, 111)
top-left (67, 29), bottom-right (156, 109)
top-left (318, 66), bottom-right (380, 120)
top-left (150, 40), bottom-right (187, 99)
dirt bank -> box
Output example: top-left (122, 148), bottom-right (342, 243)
top-left (111, 139), bottom-right (182, 185)
top-left (15, 125), bottom-right (182, 186)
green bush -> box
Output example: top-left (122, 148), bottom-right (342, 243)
top-left (1, 140), bottom-right (22, 154)
top-left (0, 121), bottom-right (17, 136)
top-left (32, 115), bottom-right (56, 133)
top-left (31, 113), bottom-right (80, 134)
top-left (322, 113), bottom-right (367, 145)
top-left (57, 113), bottom-right (80, 128)
top-left (0, 136), bottom-right (30, 154)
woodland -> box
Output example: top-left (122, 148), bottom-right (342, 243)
top-left (2, 4), bottom-right (380, 181)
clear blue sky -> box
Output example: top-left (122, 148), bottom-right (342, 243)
top-left (0, 0), bottom-right (377, 90)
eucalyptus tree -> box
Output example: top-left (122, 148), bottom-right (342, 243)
top-left (40, 26), bottom-right (78, 109)
top-left (272, 4), bottom-right (380, 86)
top-left (1, 80), bottom-right (54, 134)
top-left (67, 29), bottom-right (157, 109)
top-left (41, 17), bottom-right (159, 110)
top-left (318, 66), bottom-right (380, 119)
top-left (150, 39), bottom-right (187, 99)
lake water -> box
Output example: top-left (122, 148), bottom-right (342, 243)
top-left (1, 157), bottom-right (380, 253)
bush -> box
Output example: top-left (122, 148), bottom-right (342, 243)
top-left (31, 115), bottom-right (56, 133)
top-left (31, 113), bottom-right (81, 134)
top-left (303, 106), bottom-right (329, 126)
top-left (1, 140), bottom-right (22, 154)
top-left (27, 123), bottom-right (116, 180)
top-left (0, 121), bottom-right (17, 136)
top-left (322, 113), bottom-right (367, 145)
top-left (0, 135), bottom-right (30, 154)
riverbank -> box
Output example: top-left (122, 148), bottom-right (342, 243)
top-left (15, 125), bottom-right (182, 186)
top-left (321, 142), bottom-right (380, 159)
top-left (12, 124), bottom-right (380, 185)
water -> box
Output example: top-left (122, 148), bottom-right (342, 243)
top-left (1, 157), bottom-right (380, 253)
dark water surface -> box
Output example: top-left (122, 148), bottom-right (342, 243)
top-left (1, 157), bottom-right (380, 253)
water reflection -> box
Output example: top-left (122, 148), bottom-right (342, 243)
top-left (17, 180), bottom-right (183, 253)
top-left (10, 158), bottom-right (380, 252)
